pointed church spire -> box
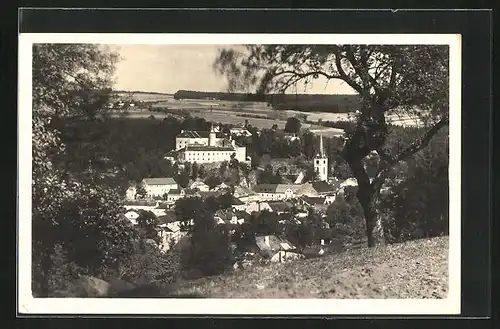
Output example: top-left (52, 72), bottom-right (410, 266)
top-left (319, 129), bottom-right (324, 158)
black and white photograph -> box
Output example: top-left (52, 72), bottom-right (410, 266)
top-left (18, 33), bottom-right (461, 315)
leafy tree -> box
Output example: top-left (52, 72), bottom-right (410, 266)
top-left (198, 164), bottom-right (207, 178)
top-left (217, 192), bottom-right (234, 210)
top-left (136, 210), bottom-right (160, 244)
top-left (187, 208), bottom-right (233, 276)
top-left (174, 197), bottom-right (204, 230)
top-left (250, 210), bottom-right (280, 236)
top-left (284, 117), bottom-right (301, 134)
top-left (326, 197), bottom-right (366, 247)
top-left (191, 162), bottom-right (199, 181)
top-left (205, 175), bottom-right (222, 189)
top-left (135, 184), bottom-right (147, 199)
top-left (32, 44), bottom-right (138, 296)
top-left (215, 45), bottom-right (449, 247)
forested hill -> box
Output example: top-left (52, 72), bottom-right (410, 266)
top-left (173, 90), bottom-right (362, 113)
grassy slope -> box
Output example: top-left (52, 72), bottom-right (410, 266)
top-left (170, 236), bottom-right (449, 299)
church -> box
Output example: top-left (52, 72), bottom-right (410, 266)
top-left (172, 125), bottom-right (249, 164)
top-left (313, 131), bottom-right (329, 182)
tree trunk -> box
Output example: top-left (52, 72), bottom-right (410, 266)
top-left (348, 159), bottom-right (386, 247)
top-left (359, 194), bottom-right (386, 247)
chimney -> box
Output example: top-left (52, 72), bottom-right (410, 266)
top-left (231, 139), bottom-right (236, 147)
top-left (245, 119), bottom-right (249, 127)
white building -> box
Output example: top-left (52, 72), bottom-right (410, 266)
top-left (141, 177), bottom-right (178, 198)
top-left (314, 131), bottom-right (329, 182)
top-left (252, 183), bottom-right (318, 201)
top-left (175, 129), bottom-right (224, 150)
top-left (174, 125), bottom-right (248, 164)
top-left (125, 186), bottom-right (137, 200)
top-left (190, 180), bottom-right (210, 192)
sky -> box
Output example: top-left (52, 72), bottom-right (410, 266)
top-left (111, 44), bottom-right (357, 95)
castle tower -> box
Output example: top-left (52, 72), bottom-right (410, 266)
top-left (209, 123), bottom-right (216, 146)
top-left (313, 130), bottom-right (328, 182)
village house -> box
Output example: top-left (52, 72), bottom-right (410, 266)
top-left (123, 209), bottom-right (141, 225)
top-left (123, 200), bottom-right (166, 218)
top-left (255, 235), bottom-right (302, 263)
top-left (211, 182), bottom-right (231, 192)
top-left (245, 201), bottom-right (272, 214)
top-left (157, 211), bottom-right (188, 252)
top-left (141, 177), bottom-right (178, 199)
top-left (165, 188), bottom-right (185, 203)
top-left (312, 180), bottom-right (340, 196)
top-left (267, 201), bottom-right (294, 215)
top-left (252, 182), bottom-right (319, 201)
top-left (230, 127), bottom-right (252, 137)
top-left (299, 196), bottom-right (332, 213)
top-left (189, 180), bottom-right (210, 192)
top-left (214, 210), bottom-right (246, 225)
top-left (125, 186), bottom-right (137, 200)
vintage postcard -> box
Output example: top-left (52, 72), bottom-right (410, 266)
top-left (18, 33), bottom-right (461, 315)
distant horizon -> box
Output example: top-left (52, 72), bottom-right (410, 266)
top-left (112, 44), bottom-right (358, 96)
top-left (112, 89), bottom-right (359, 97)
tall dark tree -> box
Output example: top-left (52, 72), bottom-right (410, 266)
top-left (284, 117), bottom-right (301, 134)
top-left (32, 44), bottom-right (137, 296)
top-left (191, 162), bottom-right (199, 181)
top-left (214, 45), bottom-right (449, 247)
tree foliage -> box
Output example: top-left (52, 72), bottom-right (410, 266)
top-left (214, 44), bottom-right (449, 247)
top-left (284, 117), bottom-right (301, 134)
top-left (32, 44), bottom-right (138, 296)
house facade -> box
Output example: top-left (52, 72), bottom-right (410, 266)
top-left (174, 126), bottom-right (248, 164)
top-left (252, 183), bottom-right (319, 201)
top-left (141, 177), bottom-right (178, 198)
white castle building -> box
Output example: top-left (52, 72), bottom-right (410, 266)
top-left (174, 125), bottom-right (248, 164)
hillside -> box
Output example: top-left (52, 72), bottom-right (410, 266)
top-left (169, 236), bottom-right (449, 299)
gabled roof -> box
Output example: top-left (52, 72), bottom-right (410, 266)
top-left (253, 184), bottom-right (303, 194)
top-left (157, 211), bottom-right (177, 225)
top-left (255, 235), bottom-right (296, 252)
top-left (301, 196), bottom-right (327, 205)
top-left (230, 196), bottom-right (245, 205)
top-left (168, 188), bottom-right (183, 195)
top-left (142, 177), bottom-right (177, 185)
top-left (312, 181), bottom-right (338, 194)
top-left (267, 201), bottom-right (291, 213)
top-left (124, 200), bottom-right (158, 207)
top-left (177, 131), bottom-right (224, 139)
top-left (234, 210), bottom-right (251, 220)
top-left (190, 181), bottom-right (209, 188)
top-left (234, 186), bottom-right (256, 196)
top-left (184, 145), bottom-right (235, 152)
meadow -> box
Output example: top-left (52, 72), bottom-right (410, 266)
top-left (168, 236), bottom-right (449, 298)
top-left (115, 92), bottom-right (420, 137)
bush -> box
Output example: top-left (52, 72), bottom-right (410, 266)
top-left (185, 211), bottom-right (234, 276)
top-left (326, 197), bottom-right (367, 247)
top-left (117, 240), bottom-right (182, 285)
top-left (381, 127), bottom-right (449, 243)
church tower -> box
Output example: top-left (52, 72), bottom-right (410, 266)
top-left (314, 130), bottom-right (328, 182)
top-left (209, 123), bottom-right (216, 146)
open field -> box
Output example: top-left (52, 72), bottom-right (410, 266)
top-left (112, 94), bottom-right (421, 136)
top-left (114, 91), bottom-right (174, 102)
top-left (168, 236), bottom-right (449, 298)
